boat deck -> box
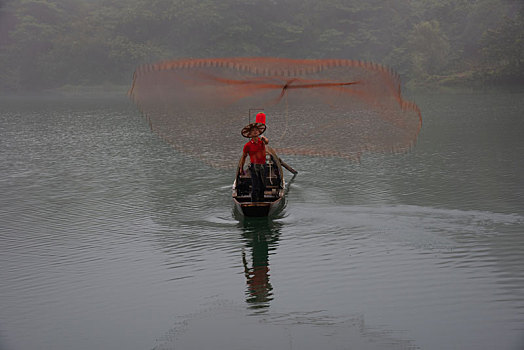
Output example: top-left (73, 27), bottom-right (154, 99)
top-left (234, 170), bottom-right (282, 203)
top-left (232, 154), bottom-right (285, 216)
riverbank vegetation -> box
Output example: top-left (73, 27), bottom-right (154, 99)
top-left (0, 0), bottom-right (523, 93)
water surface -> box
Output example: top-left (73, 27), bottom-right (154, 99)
top-left (1, 92), bottom-right (523, 350)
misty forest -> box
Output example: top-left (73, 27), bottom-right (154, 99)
top-left (0, 0), bottom-right (523, 93)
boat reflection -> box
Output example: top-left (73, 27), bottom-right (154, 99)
top-left (238, 217), bottom-right (282, 309)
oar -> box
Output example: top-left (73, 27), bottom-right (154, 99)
top-left (279, 157), bottom-right (298, 175)
top-left (285, 173), bottom-right (297, 195)
top-left (267, 146), bottom-right (298, 175)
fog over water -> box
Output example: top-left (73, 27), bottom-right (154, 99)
top-left (1, 0), bottom-right (523, 92)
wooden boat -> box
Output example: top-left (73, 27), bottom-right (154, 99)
top-left (232, 146), bottom-right (286, 217)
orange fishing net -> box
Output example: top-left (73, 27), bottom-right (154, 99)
top-left (129, 57), bottom-right (421, 167)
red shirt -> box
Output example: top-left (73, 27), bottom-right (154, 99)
top-left (243, 139), bottom-right (266, 164)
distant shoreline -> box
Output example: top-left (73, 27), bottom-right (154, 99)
top-left (2, 81), bottom-right (523, 99)
top-left (407, 71), bottom-right (524, 92)
top-left (0, 84), bottom-right (130, 99)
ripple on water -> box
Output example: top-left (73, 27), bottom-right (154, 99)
top-left (152, 300), bottom-right (418, 350)
top-left (264, 203), bottom-right (524, 344)
top-left (2, 95), bottom-right (524, 350)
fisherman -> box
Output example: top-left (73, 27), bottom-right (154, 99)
top-left (239, 117), bottom-right (268, 202)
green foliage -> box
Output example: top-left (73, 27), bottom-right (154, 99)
top-left (481, 11), bottom-right (524, 83)
top-left (408, 20), bottom-right (451, 76)
top-left (0, 0), bottom-right (522, 92)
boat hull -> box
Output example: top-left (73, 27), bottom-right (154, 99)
top-left (232, 147), bottom-right (285, 218)
top-left (233, 197), bottom-right (284, 217)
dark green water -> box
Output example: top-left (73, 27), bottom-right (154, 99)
top-left (1, 92), bottom-right (523, 350)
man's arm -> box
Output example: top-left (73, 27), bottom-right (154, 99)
top-left (261, 136), bottom-right (269, 144)
top-left (239, 152), bottom-right (248, 173)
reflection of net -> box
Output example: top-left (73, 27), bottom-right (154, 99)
top-left (129, 57), bottom-right (422, 167)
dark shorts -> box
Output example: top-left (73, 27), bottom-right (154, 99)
top-left (250, 163), bottom-right (266, 201)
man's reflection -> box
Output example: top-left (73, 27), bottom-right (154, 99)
top-left (239, 219), bottom-right (281, 309)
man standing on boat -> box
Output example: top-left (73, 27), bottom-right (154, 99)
top-left (239, 116), bottom-right (268, 202)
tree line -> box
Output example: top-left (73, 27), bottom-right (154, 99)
top-left (0, 0), bottom-right (523, 92)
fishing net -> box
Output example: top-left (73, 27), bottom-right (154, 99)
top-left (129, 57), bottom-right (421, 168)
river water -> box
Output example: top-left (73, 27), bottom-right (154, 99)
top-left (1, 92), bottom-right (523, 350)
